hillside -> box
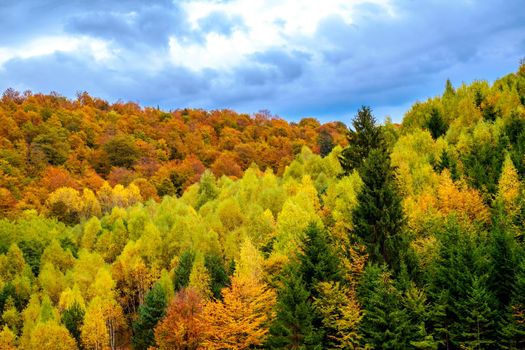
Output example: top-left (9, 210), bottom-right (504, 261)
top-left (0, 93), bottom-right (347, 218)
top-left (0, 64), bottom-right (525, 349)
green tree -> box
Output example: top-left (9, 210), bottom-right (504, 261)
top-left (459, 277), bottom-right (498, 349)
top-left (132, 283), bottom-right (168, 350)
top-left (426, 108), bottom-right (447, 140)
top-left (173, 250), bottom-right (195, 292)
top-left (104, 135), bottom-right (140, 168)
top-left (358, 265), bottom-right (415, 349)
top-left (352, 149), bottom-right (405, 269)
top-left (61, 302), bottom-right (85, 347)
top-left (298, 223), bottom-right (341, 294)
top-left (266, 265), bottom-right (323, 349)
top-left (204, 253), bottom-right (230, 299)
top-left (339, 106), bottom-right (385, 174)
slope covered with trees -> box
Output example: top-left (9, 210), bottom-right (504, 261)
top-left (0, 63), bottom-right (525, 349)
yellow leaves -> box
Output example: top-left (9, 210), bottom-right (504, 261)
top-left (437, 170), bottom-right (490, 224)
top-left (46, 187), bottom-right (83, 223)
top-left (201, 275), bottom-right (276, 350)
top-left (81, 296), bottom-right (125, 350)
top-left (497, 154), bottom-right (521, 216)
top-left (39, 262), bottom-right (67, 304)
top-left (0, 325), bottom-right (16, 350)
top-left (322, 171), bottom-right (363, 236)
top-left (188, 255), bottom-right (212, 299)
top-left (28, 321), bottom-right (78, 350)
top-left (235, 239), bottom-right (264, 283)
top-left (313, 281), bottom-right (362, 349)
top-left (390, 129), bottom-right (443, 196)
top-left (58, 285), bottom-right (86, 312)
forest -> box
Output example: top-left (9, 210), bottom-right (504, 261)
top-left (0, 63), bottom-right (525, 349)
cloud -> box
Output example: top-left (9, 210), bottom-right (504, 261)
top-left (197, 11), bottom-right (246, 36)
top-left (0, 0), bottom-right (524, 123)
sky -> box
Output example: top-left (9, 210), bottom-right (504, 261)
top-left (0, 0), bottom-right (524, 124)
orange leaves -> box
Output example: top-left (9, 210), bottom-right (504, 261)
top-left (154, 288), bottom-right (206, 350)
top-left (436, 171), bottom-right (490, 223)
top-left (201, 275), bottom-right (276, 350)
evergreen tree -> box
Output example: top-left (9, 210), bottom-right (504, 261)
top-left (204, 252), bottom-right (230, 300)
top-left (458, 277), bottom-right (498, 350)
top-left (358, 265), bottom-right (415, 349)
top-left (426, 108), bottom-right (447, 140)
top-left (487, 227), bottom-right (519, 310)
top-left (500, 258), bottom-right (525, 349)
top-left (61, 302), bottom-right (85, 347)
top-left (426, 219), bottom-right (498, 349)
top-left (436, 149), bottom-right (459, 181)
top-left (352, 149), bottom-right (405, 269)
top-left (298, 223), bottom-right (342, 294)
top-left (132, 283), bottom-right (168, 350)
top-left (266, 265), bottom-right (323, 350)
top-left (339, 106), bottom-right (385, 174)
top-left (173, 250), bottom-right (196, 292)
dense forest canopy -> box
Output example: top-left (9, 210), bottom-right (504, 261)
top-left (0, 64), bottom-right (525, 349)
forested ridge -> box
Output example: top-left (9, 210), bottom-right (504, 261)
top-left (0, 64), bottom-right (525, 349)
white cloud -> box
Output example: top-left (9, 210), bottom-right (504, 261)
top-left (0, 35), bottom-right (114, 69)
top-left (172, 0), bottom-right (393, 71)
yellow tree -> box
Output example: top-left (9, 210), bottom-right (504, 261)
top-left (497, 154), bottom-right (521, 218)
top-left (81, 296), bottom-right (125, 350)
top-left (188, 254), bottom-right (212, 299)
top-left (46, 187), bottom-right (83, 224)
top-left (28, 321), bottom-right (78, 350)
top-left (313, 281), bottom-right (362, 349)
top-left (202, 239), bottom-right (276, 349)
top-left (0, 325), bottom-right (16, 350)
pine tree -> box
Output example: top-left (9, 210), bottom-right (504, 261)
top-left (204, 253), bottom-right (230, 300)
top-left (132, 283), bottom-right (168, 350)
top-left (500, 258), bottom-right (525, 349)
top-left (61, 302), bottom-right (85, 348)
top-left (426, 108), bottom-right (447, 140)
top-left (339, 106), bottom-right (385, 174)
top-left (173, 250), bottom-right (195, 292)
top-left (298, 223), bottom-right (342, 293)
top-left (266, 265), bottom-right (323, 349)
top-left (358, 264), bottom-right (414, 349)
top-left (352, 149), bottom-right (405, 269)
top-left (458, 277), bottom-right (498, 350)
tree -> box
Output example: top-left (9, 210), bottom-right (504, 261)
top-left (352, 149), bottom-right (405, 269)
top-left (0, 325), bottom-right (16, 350)
top-left (202, 241), bottom-right (276, 349)
top-left (28, 321), bottom-right (78, 350)
top-left (61, 302), bottom-right (85, 348)
top-left (154, 288), bottom-right (206, 350)
top-left (173, 250), bottom-right (195, 292)
top-left (426, 108), bottom-right (447, 140)
top-left (132, 283), bottom-right (168, 350)
top-left (266, 265), bottom-right (323, 349)
top-left (339, 106), bottom-right (385, 174)
top-left (81, 296), bottom-right (125, 350)
top-left (459, 277), bottom-right (498, 349)
top-left (298, 223), bottom-right (342, 294)
top-left (204, 253), bottom-right (230, 299)
top-left (104, 135), bottom-right (140, 168)
top-left (357, 265), bottom-right (416, 349)
top-left (313, 281), bottom-right (362, 349)
top-left (202, 274), bottom-right (276, 349)
top-left (318, 129), bottom-right (335, 157)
